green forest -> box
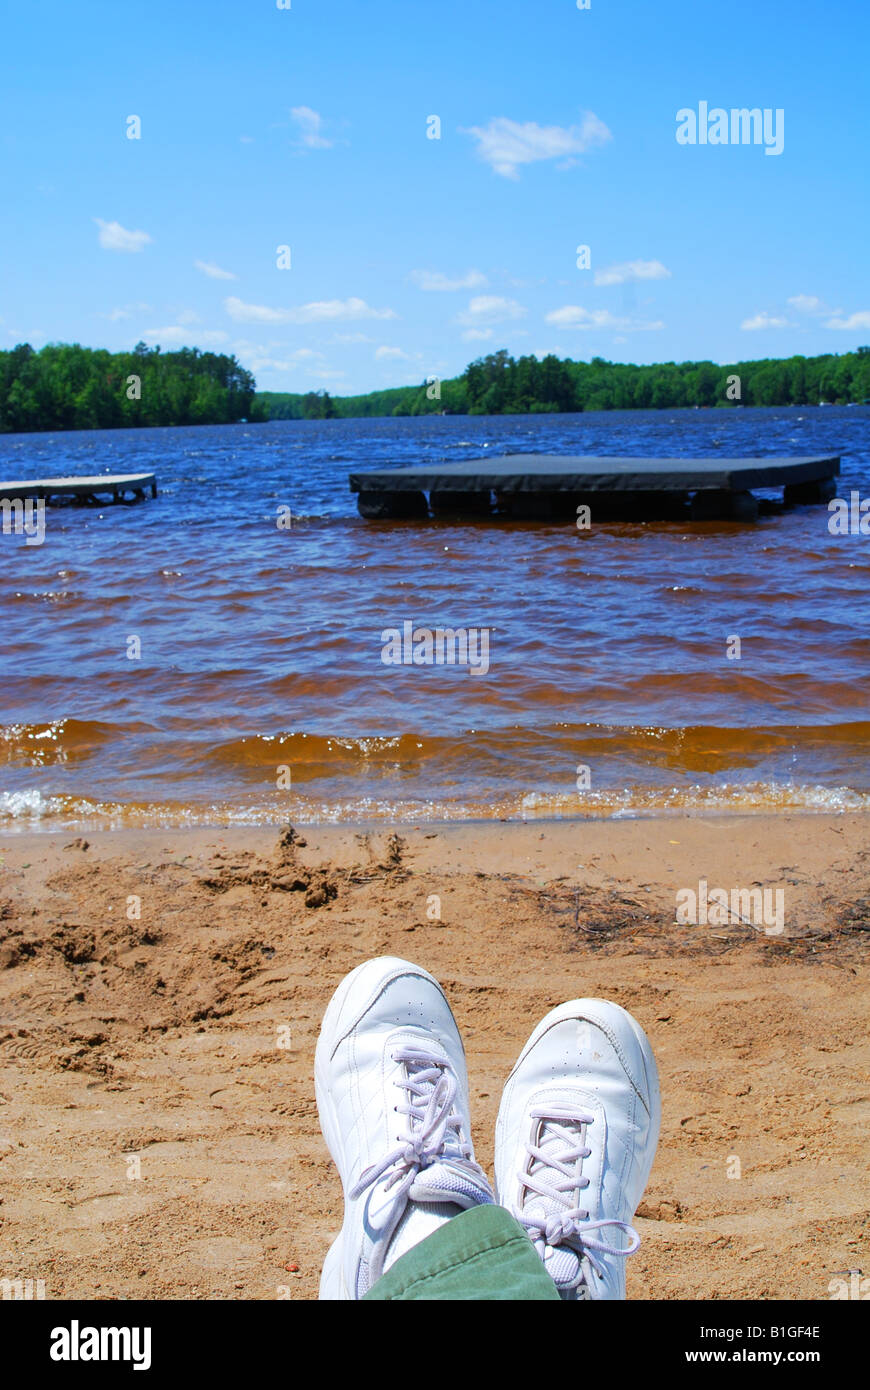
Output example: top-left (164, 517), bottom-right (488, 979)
top-left (0, 342), bottom-right (256, 432)
top-left (258, 347), bottom-right (870, 420)
top-left (1, 341), bottom-right (868, 433)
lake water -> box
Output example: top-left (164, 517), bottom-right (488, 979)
top-left (1, 406), bottom-right (869, 830)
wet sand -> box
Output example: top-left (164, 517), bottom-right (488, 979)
top-left (0, 813), bottom-right (867, 1300)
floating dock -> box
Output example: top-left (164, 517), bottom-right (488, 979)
top-left (350, 454), bottom-right (840, 521)
top-left (0, 472), bottom-right (157, 505)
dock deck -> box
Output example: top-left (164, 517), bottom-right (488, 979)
top-left (350, 454), bottom-right (840, 521)
top-left (0, 472), bottom-right (158, 504)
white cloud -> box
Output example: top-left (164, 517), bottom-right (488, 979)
top-left (94, 219), bottom-right (152, 253)
top-left (291, 106), bottom-right (333, 149)
top-left (248, 357), bottom-right (297, 372)
top-left (740, 312), bottom-right (791, 331)
top-left (545, 306), bottom-right (663, 331)
top-left (230, 338), bottom-right (280, 354)
top-left (461, 112), bottom-right (611, 179)
top-left (143, 326), bottom-right (229, 345)
top-left (461, 328), bottom-right (494, 341)
top-left (195, 259), bottom-right (238, 281)
top-left (225, 298), bottom-right (287, 324)
top-left (594, 259), bottom-right (671, 287)
top-left (231, 343), bottom-right (331, 372)
top-left (375, 346), bottom-right (410, 360)
top-left (225, 295), bottom-right (397, 324)
top-left (824, 310), bottom-right (870, 331)
top-left (457, 295), bottom-right (526, 325)
top-left (177, 309), bottom-right (200, 325)
top-left (333, 332), bottom-right (377, 344)
top-left (410, 269), bottom-right (488, 292)
top-left (101, 303), bottom-right (151, 321)
top-left (787, 294), bottom-right (824, 315)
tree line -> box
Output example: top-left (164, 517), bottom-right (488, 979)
top-left (2, 342), bottom-right (867, 433)
top-left (258, 347), bottom-right (870, 419)
top-left (0, 342), bottom-right (256, 432)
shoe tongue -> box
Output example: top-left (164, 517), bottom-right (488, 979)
top-left (525, 1123), bottom-right (585, 1290)
top-left (409, 1159), bottom-right (493, 1209)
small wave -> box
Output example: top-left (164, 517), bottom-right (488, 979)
top-left (0, 718), bottom-right (153, 766)
top-left (2, 778), bottom-right (869, 832)
top-left (0, 788), bottom-right (65, 821)
top-left (202, 731), bottom-right (419, 769)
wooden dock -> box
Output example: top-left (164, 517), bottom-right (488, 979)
top-left (349, 454), bottom-right (840, 521)
top-left (0, 472), bottom-right (157, 505)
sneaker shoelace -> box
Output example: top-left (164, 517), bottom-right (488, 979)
top-left (518, 1105), bottom-right (640, 1291)
top-left (349, 1045), bottom-right (490, 1284)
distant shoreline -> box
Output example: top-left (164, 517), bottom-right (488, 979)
top-left (1, 342), bottom-right (867, 433)
top-left (0, 400), bottom-right (867, 443)
top-left (257, 345), bottom-right (870, 420)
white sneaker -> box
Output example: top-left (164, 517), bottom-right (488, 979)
top-left (495, 999), bottom-right (661, 1300)
top-left (314, 956), bottom-right (494, 1299)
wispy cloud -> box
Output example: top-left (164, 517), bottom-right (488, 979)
top-left (225, 296), bottom-right (397, 324)
top-left (290, 106), bottom-right (333, 149)
top-left (237, 350), bottom-right (331, 374)
top-left (100, 303), bottom-right (151, 321)
top-left (594, 259), bottom-right (671, 287)
top-left (462, 113), bottom-right (611, 179)
top-left (740, 312), bottom-right (791, 331)
top-left (143, 326), bottom-right (229, 345)
top-left (461, 328), bottom-right (494, 342)
top-left (225, 298), bottom-right (290, 323)
top-left (247, 357), bottom-right (295, 371)
top-left (375, 346), bottom-right (411, 360)
top-left (787, 294), bottom-right (828, 316)
top-left (545, 306), bottom-right (663, 331)
top-left (94, 219), bottom-right (152, 253)
top-left (410, 269), bottom-right (488, 292)
top-left (825, 309), bottom-right (870, 331)
top-left (195, 259), bottom-right (238, 281)
top-left (456, 295), bottom-right (526, 325)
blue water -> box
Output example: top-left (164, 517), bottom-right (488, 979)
top-left (1, 407), bottom-right (868, 829)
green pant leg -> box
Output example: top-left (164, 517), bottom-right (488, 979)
top-left (362, 1204), bottom-right (560, 1301)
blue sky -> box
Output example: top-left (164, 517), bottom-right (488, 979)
top-left (2, 0), bottom-right (868, 395)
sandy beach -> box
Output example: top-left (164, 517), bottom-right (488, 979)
top-left (0, 812), bottom-right (867, 1301)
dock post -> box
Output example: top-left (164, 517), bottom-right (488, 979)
top-left (783, 478), bottom-right (837, 505)
top-left (357, 489), bottom-right (428, 520)
top-left (690, 490), bottom-right (759, 521)
top-left (495, 491), bottom-right (564, 521)
top-left (429, 490), bottom-right (493, 516)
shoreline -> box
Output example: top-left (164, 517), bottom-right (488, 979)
top-left (4, 803), bottom-right (870, 845)
top-left (5, 794), bottom-right (870, 838)
top-left (2, 400), bottom-right (868, 441)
